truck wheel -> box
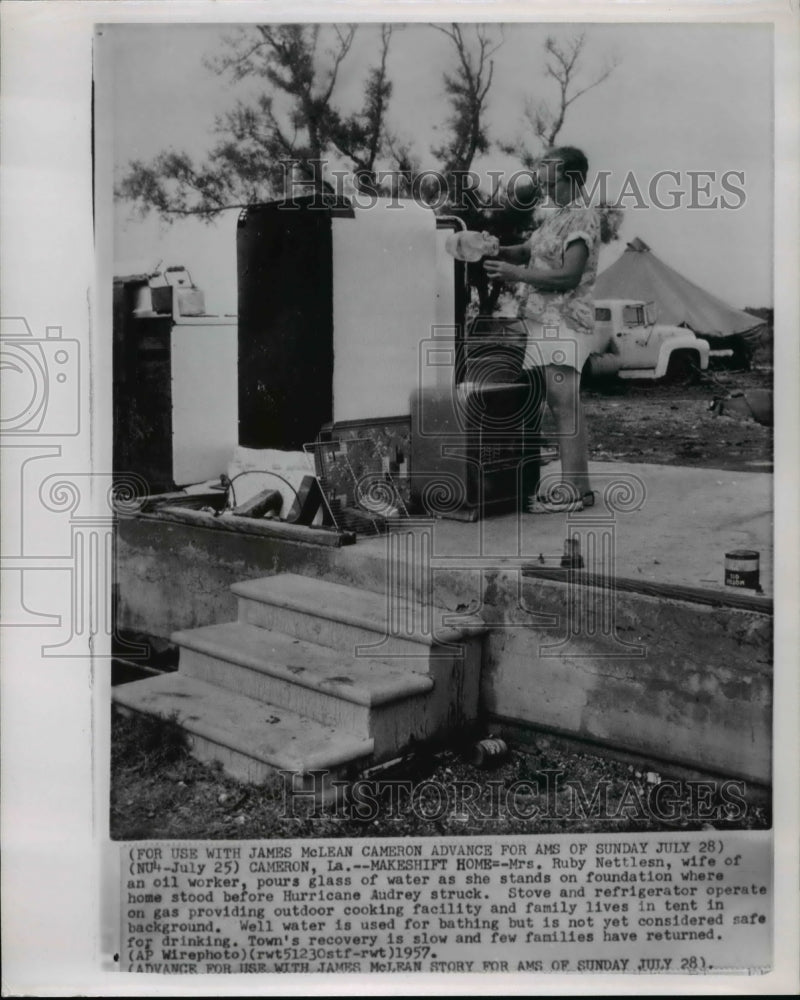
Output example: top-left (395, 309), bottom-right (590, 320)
top-left (664, 351), bottom-right (700, 385)
top-left (729, 336), bottom-right (754, 371)
top-left (581, 354), bottom-right (621, 390)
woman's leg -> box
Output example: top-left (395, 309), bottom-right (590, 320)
top-left (544, 364), bottom-right (590, 496)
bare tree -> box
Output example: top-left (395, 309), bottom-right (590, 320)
top-left (330, 25), bottom-right (394, 191)
top-left (117, 24), bottom-right (396, 219)
top-left (494, 31), bottom-right (623, 251)
top-left (216, 24), bottom-right (356, 164)
top-left (430, 24), bottom-right (503, 195)
top-left (382, 133), bottom-right (422, 200)
top-left (502, 32), bottom-right (619, 169)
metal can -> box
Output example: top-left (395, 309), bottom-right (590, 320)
top-left (724, 550), bottom-right (761, 591)
top-left (561, 536), bottom-right (584, 569)
top-left (468, 737), bottom-right (509, 769)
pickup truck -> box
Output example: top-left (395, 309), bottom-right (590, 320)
top-left (586, 299), bottom-right (710, 381)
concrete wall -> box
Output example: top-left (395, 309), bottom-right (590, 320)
top-left (479, 573), bottom-right (771, 785)
top-left (116, 516), bottom-right (340, 638)
top-left (117, 514), bottom-right (772, 784)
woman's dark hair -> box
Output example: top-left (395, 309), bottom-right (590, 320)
top-left (547, 146), bottom-right (589, 187)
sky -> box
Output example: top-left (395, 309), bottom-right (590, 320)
top-left (103, 21), bottom-right (774, 314)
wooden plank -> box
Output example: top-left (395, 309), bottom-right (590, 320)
top-left (285, 475), bottom-right (324, 525)
top-left (141, 490), bottom-right (226, 512)
top-left (522, 566), bottom-right (772, 615)
top-left (132, 506), bottom-right (355, 547)
top-left (231, 488), bottom-right (282, 518)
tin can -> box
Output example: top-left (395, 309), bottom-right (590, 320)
top-left (561, 536), bottom-right (584, 569)
top-left (469, 738), bottom-right (508, 768)
top-left (724, 550), bottom-right (761, 591)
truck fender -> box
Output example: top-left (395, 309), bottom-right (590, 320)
top-left (654, 335), bottom-right (710, 378)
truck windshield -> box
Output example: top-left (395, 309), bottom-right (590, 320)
top-left (623, 305), bottom-right (645, 326)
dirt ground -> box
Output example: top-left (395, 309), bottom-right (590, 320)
top-left (110, 709), bottom-right (770, 841)
top-left (581, 366), bottom-right (773, 473)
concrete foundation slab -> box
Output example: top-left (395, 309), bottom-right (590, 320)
top-left (116, 461), bottom-right (773, 784)
top-left (350, 461), bottom-right (773, 600)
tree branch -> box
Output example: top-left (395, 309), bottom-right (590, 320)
top-left (431, 22), bottom-right (502, 178)
top-left (322, 24), bottom-right (357, 103)
top-left (509, 32), bottom-right (620, 155)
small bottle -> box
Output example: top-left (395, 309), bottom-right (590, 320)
top-left (445, 230), bottom-right (499, 262)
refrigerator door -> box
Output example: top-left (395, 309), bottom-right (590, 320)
top-left (237, 200), bottom-right (336, 450)
top-left (332, 198), bottom-right (437, 423)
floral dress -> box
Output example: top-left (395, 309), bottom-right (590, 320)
top-left (515, 201), bottom-right (603, 370)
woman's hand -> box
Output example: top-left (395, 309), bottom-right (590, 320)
top-left (483, 259), bottom-right (521, 282)
top-left (486, 240), bottom-right (590, 291)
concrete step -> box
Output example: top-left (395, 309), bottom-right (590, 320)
top-left (112, 672), bottom-right (373, 787)
top-left (232, 573), bottom-right (487, 671)
top-left (171, 621), bottom-right (434, 737)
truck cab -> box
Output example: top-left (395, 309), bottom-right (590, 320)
top-left (588, 298), bottom-right (710, 381)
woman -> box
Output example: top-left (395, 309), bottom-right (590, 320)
top-left (483, 146), bottom-right (602, 513)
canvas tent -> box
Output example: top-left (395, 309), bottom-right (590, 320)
top-left (594, 237), bottom-right (765, 362)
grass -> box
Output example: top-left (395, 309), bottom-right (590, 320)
top-left (111, 709), bottom-right (188, 772)
top-left (110, 707), bottom-right (770, 841)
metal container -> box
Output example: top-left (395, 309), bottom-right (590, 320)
top-left (724, 549), bottom-right (761, 591)
top-left (561, 535), bottom-right (584, 568)
top-left (468, 737), bottom-right (509, 769)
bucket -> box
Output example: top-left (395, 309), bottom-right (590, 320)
top-left (464, 317), bottom-right (525, 384)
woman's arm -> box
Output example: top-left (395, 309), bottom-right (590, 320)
top-left (483, 240), bottom-right (589, 291)
top-left (494, 243), bottom-right (531, 265)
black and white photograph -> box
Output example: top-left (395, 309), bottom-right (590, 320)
top-left (1, 1), bottom-right (798, 994)
top-left (106, 20), bottom-right (775, 837)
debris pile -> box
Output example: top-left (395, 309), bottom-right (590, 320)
top-left (709, 389), bottom-right (772, 427)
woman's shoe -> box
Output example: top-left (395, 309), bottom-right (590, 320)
top-left (527, 486), bottom-right (596, 514)
top-left (528, 484), bottom-right (583, 513)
